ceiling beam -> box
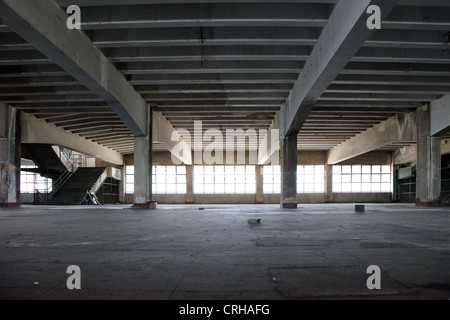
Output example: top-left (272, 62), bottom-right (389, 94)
top-left (0, 0), bottom-right (148, 136)
top-left (21, 111), bottom-right (124, 164)
top-left (430, 94), bottom-right (450, 137)
top-left (283, 0), bottom-right (400, 137)
top-left (327, 110), bottom-right (418, 165)
top-left (53, 0), bottom-right (449, 6)
top-left (153, 112), bottom-right (192, 165)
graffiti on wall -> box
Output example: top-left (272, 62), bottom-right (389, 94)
top-left (0, 162), bottom-right (16, 205)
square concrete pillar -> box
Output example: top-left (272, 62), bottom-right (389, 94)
top-left (133, 136), bottom-right (152, 207)
top-left (256, 165), bottom-right (264, 204)
top-left (390, 152), bottom-right (398, 202)
top-left (416, 105), bottom-right (441, 207)
top-left (280, 135), bottom-right (297, 209)
top-left (0, 106), bottom-right (21, 207)
top-left (133, 109), bottom-right (153, 208)
top-left (186, 165), bottom-right (194, 204)
top-left (325, 164), bottom-right (334, 203)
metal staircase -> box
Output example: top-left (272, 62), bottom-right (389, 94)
top-left (34, 170), bottom-right (75, 204)
top-left (32, 146), bottom-right (122, 205)
top-left (33, 147), bottom-right (84, 205)
top-left (46, 167), bottom-right (107, 205)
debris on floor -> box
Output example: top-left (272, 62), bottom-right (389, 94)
top-left (82, 192), bottom-right (101, 205)
top-left (248, 219), bottom-right (262, 225)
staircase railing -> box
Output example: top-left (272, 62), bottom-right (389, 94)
top-left (33, 169), bottom-right (77, 205)
top-left (71, 152), bottom-right (87, 170)
top-left (90, 167), bottom-right (123, 195)
top-left (90, 168), bottom-right (108, 196)
top-left (52, 170), bottom-right (75, 195)
top-left (59, 147), bottom-right (87, 172)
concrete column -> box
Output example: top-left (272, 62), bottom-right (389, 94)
top-left (325, 165), bottom-right (333, 203)
top-left (0, 105), bottom-right (21, 207)
top-left (118, 166), bottom-right (125, 204)
top-left (416, 105), bottom-right (441, 207)
top-left (133, 109), bottom-right (153, 208)
top-left (280, 135), bottom-right (297, 209)
top-left (256, 165), bottom-right (264, 204)
top-left (390, 152), bottom-right (398, 202)
top-left (186, 165), bottom-right (194, 204)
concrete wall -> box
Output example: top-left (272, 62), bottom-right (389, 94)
top-left (264, 193), bottom-right (326, 204)
top-left (298, 151), bottom-right (326, 165)
top-left (125, 194), bottom-right (257, 205)
top-left (264, 193), bottom-right (390, 204)
top-left (21, 193), bottom-right (34, 204)
top-left (141, 193), bottom-right (391, 205)
top-left (333, 193), bottom-right (392, 203)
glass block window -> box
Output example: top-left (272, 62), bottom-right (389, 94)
top-left (297, 165), bottom-right (325, 194)
top-left (333, 165), bottom-right (391, 193)
top-left (194, 166), bottom-right (256, 194)
top-left (20, 165), bottom-right (52, 194)
top-left (125, 165), bottom-right (135, 194)
top-left (152, 166), bottom-right (187, 194)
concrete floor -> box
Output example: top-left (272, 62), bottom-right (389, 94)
top-left (0, 204), bottom-right (449, 300)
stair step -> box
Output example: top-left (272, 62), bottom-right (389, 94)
top-left (48, 167), bottom-right (107, 205)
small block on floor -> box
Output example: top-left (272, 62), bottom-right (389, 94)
top-left (248, 219), bottom-right (261, 225)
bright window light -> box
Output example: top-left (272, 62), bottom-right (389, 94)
top-left (297, 165), bottom-right (325, 194)
top-left (333, 165), bottom-right (391, 193)
top-left (194, 166), bottom-right (256, 194)
top-left (125, 165), bottom-right (187, 195)
top-left (20, 165), bottom-right (52, 194)
top-left (125, 166), bottom-right (135, 194)
top-left (152, 166), bottom-right (187, 194)
top-left (263, 165), bottom-right (325, 194)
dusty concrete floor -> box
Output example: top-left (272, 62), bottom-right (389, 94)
top-left (0, 204), bottom-right (449, 300)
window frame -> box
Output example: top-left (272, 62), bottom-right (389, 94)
top-left (193, 165), bottom-right (256, 195)
top-left (332, 165), bottom-right (392, 193)
top-left (20, 165), bottom-right (52, 194)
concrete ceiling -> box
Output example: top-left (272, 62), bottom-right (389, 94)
top-left (1, 0), bottom-right (449, 154)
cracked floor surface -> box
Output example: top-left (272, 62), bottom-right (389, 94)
top-left (0, 204), bottom-right (449, 300)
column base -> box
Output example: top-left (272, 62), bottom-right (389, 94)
top-left (416, 201), bottom-right (441, 207)
top-left (0, 202), bottom-right (20, 208)
top-left (282, 203), bottom-right (298, 209)
top-left (132, 201), bottom-right (158, 209)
